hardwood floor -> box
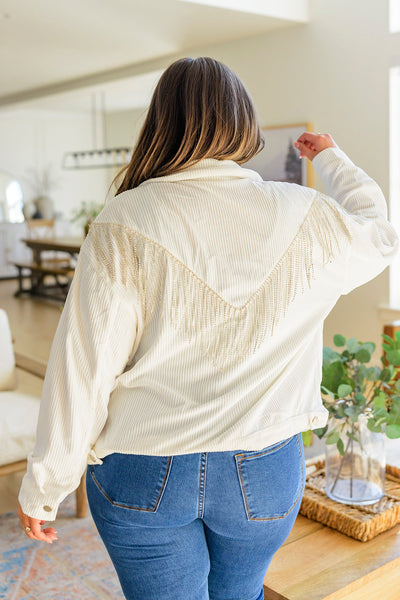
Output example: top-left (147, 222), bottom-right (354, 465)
top-left (0, 278), bottom-right (61, 362)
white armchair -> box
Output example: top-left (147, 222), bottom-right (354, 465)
top-left (0, 308), bottom-right (87, 517)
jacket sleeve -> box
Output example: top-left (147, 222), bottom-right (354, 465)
top-left (18, 226), bottom-right (140, 521)
top-left (312, 147), bottom-right (399, 294)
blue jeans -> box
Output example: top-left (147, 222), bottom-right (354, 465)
top-left (86, 434), bottom-right (305, 600)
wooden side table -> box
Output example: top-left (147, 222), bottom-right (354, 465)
top-left (263, 504), bottom-right (400, 599)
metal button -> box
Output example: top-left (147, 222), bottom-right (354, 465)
top-left (43, 505), bottom-right (52, 512)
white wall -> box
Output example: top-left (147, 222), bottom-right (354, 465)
top-left (0, 108), bottom-right (111, 234)
top-left (102, 0), bottom-right (398, 354)
top-left (106, 108), bottom-right (147, 148)
top-left (104, 108), bottom-right (148, 195)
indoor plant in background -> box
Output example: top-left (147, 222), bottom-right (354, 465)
top-left (71, 201), bottom-right (103, 236)
top-left (304, 334), bottom-right (400, 506)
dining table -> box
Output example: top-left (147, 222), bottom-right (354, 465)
top-left (14, 236), bottom-right (83, 301)
top-left (21, 236), bottom-right (83, 263)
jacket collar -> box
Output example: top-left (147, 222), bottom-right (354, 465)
top-left (141, 159), bottom-right (263, 185)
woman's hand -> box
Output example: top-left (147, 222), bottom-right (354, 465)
top-left (17, 503), bottom-right (58, 543)
top-left (294, 132), bottom-right (336, 161)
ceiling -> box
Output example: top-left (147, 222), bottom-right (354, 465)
top-left (0, 0), bottom-right (308, 112)
top-left (7, 71), bottom-right (166, 114)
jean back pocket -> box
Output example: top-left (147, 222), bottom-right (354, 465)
top-left (90, 453), bottom-right (172, 512)
top-left (235, 435), bottom-right (305, 521)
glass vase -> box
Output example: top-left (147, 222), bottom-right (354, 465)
top-left (325, 416), bottom-right (385, 505)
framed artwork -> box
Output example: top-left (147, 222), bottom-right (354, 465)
top-left (244, 122), bottom-right (313, 187)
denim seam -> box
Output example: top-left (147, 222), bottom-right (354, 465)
top-left (236, 434), bottom-right (305, 522)
top-left (234, 436), bottom-right (293, 461)
top-left (89, 456), bottom-right (173, 512)
top-left (198, 452), bottom-right (207, 518)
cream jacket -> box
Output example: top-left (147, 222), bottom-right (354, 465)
top-left (19, 147), bottom-right (399, 520)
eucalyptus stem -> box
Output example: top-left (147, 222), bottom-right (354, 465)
top-left (365, 380), bottom-right (385, 408)
top-left (350, 429), bottom-right (354, 498)
top-left (330, 434), bottom-right (352, 495)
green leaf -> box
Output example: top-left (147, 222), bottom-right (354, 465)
top-left (367, 419), bottom-right (383, 433)
top-left (346, 338), bottom-right (359, 354)
top-left (389, 396), bottom-right (400, 417)
top-left (302, 430), bottom-right (313, 446)
top-left (382, 343), bottom-right (392, 353)
top-left (394, 380), bottom-right (400, 392)
top-left (326, 430), bottom-right (340, 445)
top-left (332, 403), bottom-right (346, 418)
top-left (362, 342), bottom-right (376, 354)
top-left (321, 361), bottom-right (345, 395)
top-left (373, 407), bottom-right (387, 422)
top-left (323, 347), bottom-right (342, 364)
top-left (374, 395), bottom-right (386, 410)
top-left (346, 432), bottom-right (359, 442)
top-left (313, 425), bottom-right (328, 439)
top-left (321, 385), bottom-right (335, 398)
top-left (337, 438), bottom-right (345, 456)
top-left (387, 398), bottom-right (400, 426)
top-left (356, 365), bottom-right (367, 386)
top-left (386, 424), bottom-right (400, 439)
top-left (355, 348), bottom-right (371, 363)
top-left (333, 334), bottom-right (346, 347)
top-left (382, 334), bottom-right (395, 345)
top-left (367, 367), bottom-right (380, 381)
top-left (380, 368), bottom-right (392, 382)
top-left (337, 384), bottom-right (353, 398)
top-left (355, 393), bottom-right (367, 407)
top-left (395, 332), bottom-right (400, 343)
top-left (358, 364), bottom-right (368, 376)
top-left (386, 350), bottom-right (400, 366)
top-left (344, 405), bottom-right (358, 418)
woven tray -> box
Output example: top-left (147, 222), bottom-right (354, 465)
top-left (299, 460), bottom-right (400, 542)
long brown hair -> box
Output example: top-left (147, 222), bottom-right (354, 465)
top-left (115, 57), bottom-right (264, 193)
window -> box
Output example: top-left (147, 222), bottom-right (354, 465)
top-left (390, 0), bottom-right (400, 33)
top-left (389, 66), bottom-right (400, 306)
top-left (5, 180), bottom-right (24, 223)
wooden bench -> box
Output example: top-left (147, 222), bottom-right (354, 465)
top-left (14, 260), bottom-right (75, 301)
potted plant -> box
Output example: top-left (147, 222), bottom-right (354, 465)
top-left (71, 201), bottom-right (103, 235)
top-left (304, 333), bottom-right (400, 505)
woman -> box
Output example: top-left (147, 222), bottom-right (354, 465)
top-left (18, 57), bottom-right (398, 600)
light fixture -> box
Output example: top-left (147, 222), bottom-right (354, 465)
top-left (62, 147), bottom-right (132, 170)
top-left (62, 92), bottom-right (132, 170)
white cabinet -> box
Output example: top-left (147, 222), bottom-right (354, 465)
top-left (0, 222), bottom-right (30, 278)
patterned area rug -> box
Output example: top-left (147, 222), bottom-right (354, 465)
top-left (0, 495), bottom-right (124, 599)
